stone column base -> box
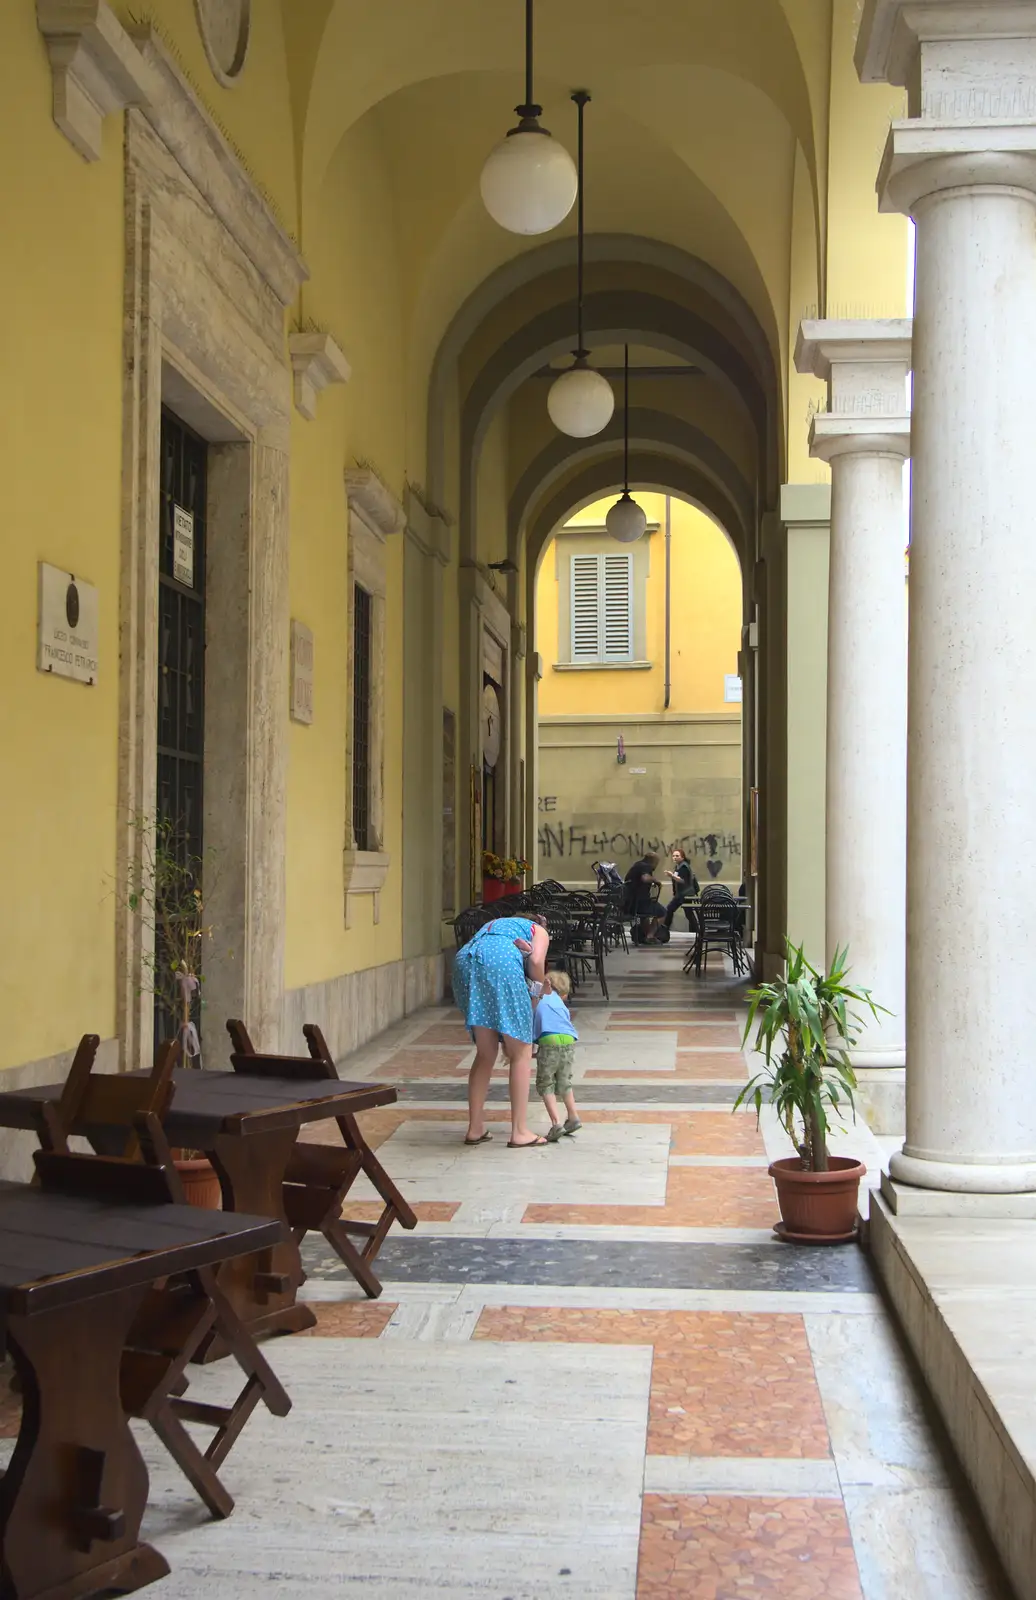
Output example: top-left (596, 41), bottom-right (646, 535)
top-left (852, 1067), bottom-right (904, 1137)
top-left (881, 1170), bottom-right (1036, 1217)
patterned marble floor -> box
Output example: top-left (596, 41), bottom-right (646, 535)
top-left (39, 942), bottom-right (1014, 1597)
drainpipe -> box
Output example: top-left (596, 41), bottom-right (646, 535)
top-left (663, 493), bottom-right (672, 710)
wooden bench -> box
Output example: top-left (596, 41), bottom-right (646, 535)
top-left (31, 1035), bottom-right (291, 1519)
top-left (227, 1019), bottom-right (418, 1299)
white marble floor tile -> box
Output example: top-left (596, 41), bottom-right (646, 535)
top-left (139, 1341), bottom-right (650, 1599)
top-left (843, 1484), bottom-right (1011, 1600)
top-left (643, 1455), bottom-right (840, 1497)
top-left (344, 1119), bottom-right (671, 1207)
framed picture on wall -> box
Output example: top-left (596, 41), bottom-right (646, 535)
top-left (749, 788), bottom-right (760, 878)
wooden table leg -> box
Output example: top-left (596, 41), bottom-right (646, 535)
top-left (0, 1288), bottom-right (169, 1600)
top-left (200, 1128), bottom-right (315, 1360)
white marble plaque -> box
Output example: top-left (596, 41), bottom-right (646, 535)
top-left (290, 619), bottom-right (314, 724)
top-left (725, 673), bottom-right (743, 703)
top-left (37, 563), bottom-right (98, 685)
top-left (172, 505), bottom-right (195, 588)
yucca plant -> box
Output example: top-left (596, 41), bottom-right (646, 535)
top-left (734, 940), bottom-right (885, 1172)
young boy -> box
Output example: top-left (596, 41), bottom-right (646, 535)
top-left (533, 971), bottom-right (581, 1143)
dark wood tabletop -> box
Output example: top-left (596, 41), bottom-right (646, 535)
top-left (0, 1180), bottom-right (281, 1316)
top-left (0, 1069), bottom-right (396, 1149)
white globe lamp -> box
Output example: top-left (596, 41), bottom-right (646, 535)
top-left (481, 0), bottom-right (576, 237)
top-left (481, 128), bottom-right (577, 236)
top-left (547, 357), bottom-right (614, 438)
top-left (607, 491), bottom-right (648, 544)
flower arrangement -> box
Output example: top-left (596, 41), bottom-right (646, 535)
top-left (482, 850), bottom-right (507, 880)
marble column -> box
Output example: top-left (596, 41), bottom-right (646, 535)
top-left (858, 0), bottom-right (1036, 1191)
top-left (795, 322), bottom-right (911, 1067)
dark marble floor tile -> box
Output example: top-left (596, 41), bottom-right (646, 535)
top-left (395, 1082), bottom-right (754, 1105)
top-left (301, 1235), bottom-right (876, 1293)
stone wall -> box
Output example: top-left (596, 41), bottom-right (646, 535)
top-left (537, 713), bottom-right (742, 886)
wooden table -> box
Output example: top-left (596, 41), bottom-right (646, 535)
top-left (0, 1180), bottom-right (279, 1600)
top-left (0, 1071), bottom-right (397, 1352)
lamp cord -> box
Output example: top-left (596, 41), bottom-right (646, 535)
top-left (525, 0), bottom-right (534, 111)
top-left (624, 344), bottom-right (630, 492)
top-left (575, 91), bottom-right (587, 355)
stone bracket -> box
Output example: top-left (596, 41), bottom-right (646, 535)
top-left (37, 0), bottom-right (158, 162)
top-left (343, 849), bottom-right (391, 928)
top-left (345, 468), bottom-right (406, 541)
top-left (288, 332), bottom-right (351, 421)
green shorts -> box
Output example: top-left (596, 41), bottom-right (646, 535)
top-left (536, 1035), bottom-right (576, 1097)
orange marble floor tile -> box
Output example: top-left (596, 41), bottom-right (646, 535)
top-left (525, 1167), bottom-right (778, 1228)
top-left (341, 1201), bottom-right (459, 1223)
top-left (411, 1023), bottom-right (474, 1046)
top-left (473, 1309), bottom-right (829, 1459)
top-left (298, 1301), bottom-right (398, 1337)
top-left (609, 1022), bottom-right (743, 1049)
top-left (638, 1496), bottom-right (862, 1599)
top-left (376, 1049), bottom-right (470, 1077)
top-left (670, 1112), bottom-right (766, 1156)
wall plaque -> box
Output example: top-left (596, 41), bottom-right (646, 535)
top-left (38, 563), bottom-right (98, 685)
top-left (290, 619), bottom-right (314, 724)
top-left (173, 505), bottom-right (195, 588)
top-left (724, 673), bottom-right (743, 704)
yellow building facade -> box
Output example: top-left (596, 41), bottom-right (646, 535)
top-left (0, 0), bottom-right (907, 1152)
top-left (535, 491), bottom-right (743, 886)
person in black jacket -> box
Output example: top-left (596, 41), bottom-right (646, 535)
top-left (664, 847), bottom-right (698, 928)
top-left (624, 852), bottom-right (664, 943)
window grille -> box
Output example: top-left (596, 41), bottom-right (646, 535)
top-left (352, 584), bottom-right (373, 851)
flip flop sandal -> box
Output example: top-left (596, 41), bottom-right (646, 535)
top-left (463, 1132), bottom-right (493, 1146)
top-left (507, 1136), bottom-right (548, 1148)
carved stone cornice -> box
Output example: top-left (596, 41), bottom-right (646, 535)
top-left (345, 468), bottom-right (406, 541)
top-left (288, 332), bottom-right (351, 421)
top-left (37, 0), bottom-right (158, 162)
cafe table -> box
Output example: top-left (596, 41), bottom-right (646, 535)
top-left (0, 1070), bottom-right (398, 1354)
top-left (0, 1174), bottom-right (279, 1600)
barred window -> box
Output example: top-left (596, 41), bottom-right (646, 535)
top-left (352, 583), bottom-right (373, 851)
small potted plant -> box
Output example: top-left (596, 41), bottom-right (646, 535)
top-left (124, 815), bottom-right (223, 1209)
top-left (482, 850), bottom-right (506, 903)
top-left (734, 940), bottom-right (884, 1243)
top-left (505, 857), bottom-right (530, 894)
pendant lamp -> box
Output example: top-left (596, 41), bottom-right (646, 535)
top-left (607, 346), bottom-right (648, 543)
top-left (480, 0), bottom-right (577, 236)
top-left (547, 91), bottom-right (615, 439)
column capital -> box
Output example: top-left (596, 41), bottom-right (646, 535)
top-left (809, 414), bottom-right (911, 463)
top-left (795, 320), bottom-right (912, 462)
top-left (857, 1), bottom-right (1036, 212)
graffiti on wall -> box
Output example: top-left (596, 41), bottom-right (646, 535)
top-left (536, 798), bottom-right (741, 879)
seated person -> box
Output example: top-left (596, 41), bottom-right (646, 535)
top-left (623, 852), bottom-right (664, 944)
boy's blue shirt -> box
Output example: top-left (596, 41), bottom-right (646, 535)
top-left (534, 990), bottom-right (578, 1041)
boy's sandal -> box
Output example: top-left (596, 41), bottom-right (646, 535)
top-left (507, 1135), bottom-right (548, 1148)
top-left (564, 1119), bottom-right (582, 1135)
top-left (545, 1124), bottom-right (565, 1143)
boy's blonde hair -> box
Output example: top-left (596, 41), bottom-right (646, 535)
top-left (547, 970), bottom-right (572, 1000)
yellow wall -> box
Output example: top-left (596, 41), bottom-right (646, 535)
top-left (0, 7), bottom-right (125, 1072)
top-left (536, 493), bottom-right (742, 717)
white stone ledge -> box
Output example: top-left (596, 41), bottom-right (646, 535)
top-left (37, 0), bottom-right (158, 162)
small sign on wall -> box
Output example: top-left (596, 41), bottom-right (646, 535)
top-left (724, 674), bottom-right (743, 704)
top-left (172, 505), bottom-right (195, 588)
top-left (38, 563), bottom-right (99, 685)
top-left (290, 619), bottom-right (314, 724)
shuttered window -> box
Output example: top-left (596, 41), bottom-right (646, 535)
top-left (571, 552), bottom-right (633, 661)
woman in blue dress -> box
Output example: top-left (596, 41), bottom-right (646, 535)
top-left (452, 912), bottom-right (551, 1148)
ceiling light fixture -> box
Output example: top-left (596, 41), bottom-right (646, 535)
top-left (547, 91), bottom-right (614, 439)
top-left (480, 0), bottom-right (577, 236)
top-left (607, 345), bottom-right (648, 544)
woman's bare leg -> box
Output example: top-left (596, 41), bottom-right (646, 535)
top-left (466, 1027), bottom-right (500, 1141)
top-left (501, 1035), bottom-right (542, 1145)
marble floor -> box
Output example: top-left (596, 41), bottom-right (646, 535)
top-left (15, 942), bottom-right (1014, 1597)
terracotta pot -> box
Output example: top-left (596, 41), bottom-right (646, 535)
top-left (768, 1155), bottom-right (865, 1244)
top-left (482, 877), bottom-right (504, 903)
top-left (174, 1156), bottom-right (222, 1210)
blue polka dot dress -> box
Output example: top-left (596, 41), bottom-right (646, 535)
top-left (452, 918), bottom-right (535, 1044)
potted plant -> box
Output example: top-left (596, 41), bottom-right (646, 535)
top-left (502, 857), bottom-right (529, 895)
top-left (124, 815), bottom-right (223, 1209)
top-left (482, 850), bottom-right (506, 903)
top-left (734, 940), bottom-right (884, 1243)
